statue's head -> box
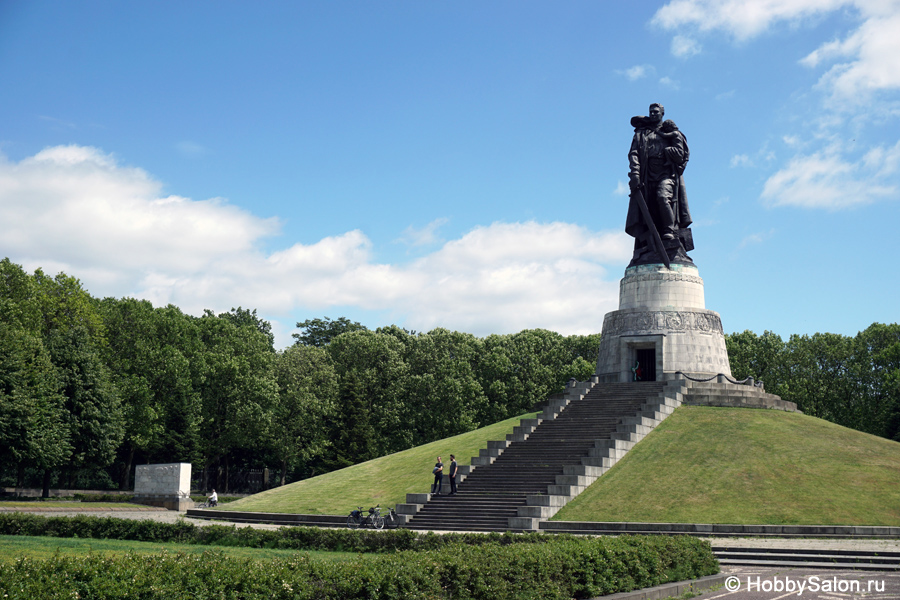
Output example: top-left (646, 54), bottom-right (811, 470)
top-left (649, 103), bottom-right (665, 123)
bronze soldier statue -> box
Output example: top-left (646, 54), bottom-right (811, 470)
top-left (625, 103), bottom-right (693, 267)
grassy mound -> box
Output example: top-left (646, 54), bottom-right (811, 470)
top-left (554, 406), bottom-right (900, 526)
top-left (225, 412), bottom-right (538, 515)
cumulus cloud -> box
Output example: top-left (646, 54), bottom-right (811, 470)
top-left (618, 65), bottom-right (653, 81)
top-left (176, 141), bottom-right (207, 158)
top-left (760, 141), bottom-right (900, 209)
top-left (801, 10), bottom-right (900, 104)
top-left (652, 0), bottom-right (849, 42)
top-left (659, 76), bottom-right (680, 90)
top-left (653, 0), bottom-right (900, 209)
top-left (395, 217), bottom-right (449, 247)
top-left (654, 0), bottom-right (900, 102)
top-left (671, 35), bottom-right (702, 57)
top-left (0, 146), bottom-right (632, 346)
top-left (738, 228), bottom-right (776, 249)
top-left (730, 154), bottom-right (753, 167)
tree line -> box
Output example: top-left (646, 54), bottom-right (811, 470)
top-left (0, 259), bottom-right (598, 493)
top-left (2, 258), bottom-right (897, 495)
top-left (725, 326), bottom-right (900, 442)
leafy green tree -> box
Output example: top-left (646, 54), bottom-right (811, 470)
top-left (399, 328), bottom-right (486, 444)
top-left (45, 325), bottom-right (124, 491)
top-left (326, 368), bottom-right (378, 470)
top-left (32, 269), bottom-right (106, 343)
top-left (151, 306), bottom-right (204, 464)
top-left (98, 298), bottom-right (204, 487)
top-left (782, 333), bottom-right (856, 424)
top-left (0, 324), bottom-right (70, 486)
top-left (269, 345), bottom-right (338, 484)
top-left (725, 330), bottom-right (788, 396)
top-left (196, 309), bottom-right (278, 491)
top-left (0, 258), bottom-right (42, 332)
top-left (223, 306), bottom-right (275, 348)
top-left (326, 329), bottom-right (407, 459)
top-left (854, 323), bottom-right (900, 439)
top-left (476, 329), bottom-right (573, 423)
top-left (293, 316), bottom-right (367, 347)
top-left (13, 266), bottom-right (123, 494)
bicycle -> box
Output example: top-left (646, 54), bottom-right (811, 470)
top-left (347, 505), bottom-right (384, 529)
top-left (383, 506), bottom-right (401, 529)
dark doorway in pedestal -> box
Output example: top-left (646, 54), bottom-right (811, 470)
top-left (635, 348), bottom-right (657, 381)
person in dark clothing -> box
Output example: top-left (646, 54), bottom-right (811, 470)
top-left (431, 456), bottom-right (443, 495)
top-left (448, 455), bottom-right (458, 496)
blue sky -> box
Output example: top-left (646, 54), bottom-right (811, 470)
top-left (1, 1), bottom-right (897, 349)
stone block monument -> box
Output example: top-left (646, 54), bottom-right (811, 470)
top-left (596, 103), bottom-right (732, 382)
top-left (133, 463), bottom-right (193, 511)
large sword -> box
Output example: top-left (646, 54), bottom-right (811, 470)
top-left (631, 184), bottom-right (670, 269)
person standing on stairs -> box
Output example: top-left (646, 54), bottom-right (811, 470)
top-left (431, 456), bottom-right (443, 495)
top-left (448, 455), bottom-right (457, 496)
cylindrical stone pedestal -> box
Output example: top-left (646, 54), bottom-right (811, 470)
top-left (596, 263), bottom-right (732, 382)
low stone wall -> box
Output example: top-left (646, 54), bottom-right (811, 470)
top-left (681, 381), bottom-right (799, 412)
top-left (185, 509), bottom-right (348, 527)
top-left (541, 520), bottom-right (900, 538)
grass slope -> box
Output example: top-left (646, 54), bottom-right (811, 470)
top-left (226, 412), bottom-right (538, 515)
top-left (554, 406), bottom-right (900, 526)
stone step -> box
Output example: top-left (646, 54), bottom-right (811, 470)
top-left (404, 382), bottom-right (673, 532)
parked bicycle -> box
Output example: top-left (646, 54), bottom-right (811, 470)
top-left (347, 505), bottom-right (384, 529)
top-left (383, 506), bottom-right (401, 529)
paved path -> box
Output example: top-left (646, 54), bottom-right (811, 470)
top-left (11, 507), bottom-right (900, 548)
top-left (693, 566), bottom-right (900, 599)
top-left (5, 508), bottom-right (285, 530)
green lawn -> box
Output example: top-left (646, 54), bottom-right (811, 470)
top-left (554, 406), bottom-right (900, 526)
top-left (0, 534), bottom-right (357, 562)
top-left (226, 411), bottom-right (538, 515)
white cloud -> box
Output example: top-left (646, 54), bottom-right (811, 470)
top-left (802, 11), bottom-right (900, 104)
top-left (761, 141), bottom-right (900, 209)
top-left (176, 141), bottom-right (207, 158)
top-left (730, 154), bottom-right (753, 167)
top-left (715, 89), bottom-right (736, 101)
top-left (0, 145), bottom-right (278, 280)
top-left (613, 180), bottom-right (630, 196)
top-left (653, 0), bottom-right (900, 207)
top-left (671, 35), bottom-right (702, 57)
top-left (0, 145), bottom-right (633, 347)
top-left (618, 65), bottom-right (653, 81)
top-left (395, 217), bottom-right (449, 247)
top-left (659, 76), bottom-right (680, 89)
top-left (654, 1), bottom-right (900, 102)
top-left (738, 228), bottom-right (776, 249)
top-left (652, 0), bottom-right (850, 42)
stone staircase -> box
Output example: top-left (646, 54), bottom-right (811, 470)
top-left (401, 380), bottom-right (685, 531)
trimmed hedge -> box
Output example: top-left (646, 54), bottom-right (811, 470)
top-left (0, 537), bottom-right (717, 600)
top-left (73, 493), bottom-right (135, 502)
top-left (0, 513), bottom-right (719, 599)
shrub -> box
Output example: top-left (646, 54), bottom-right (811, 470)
top-left (0, 537), bottom-right (717, 600)
top-left (0, 513), bottom-right (718, 599)
top-left (73, 493), bottom-right (135, 503)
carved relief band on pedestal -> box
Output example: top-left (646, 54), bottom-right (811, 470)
top-left (620, 271), bottom-right (704, 287)
top-left (602, 310), bottom-right (723, 337)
